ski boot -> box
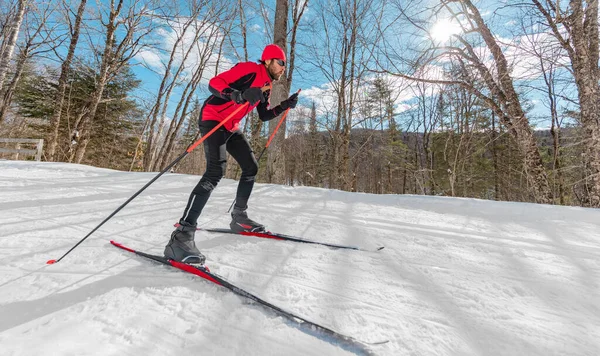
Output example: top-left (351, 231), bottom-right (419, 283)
top-left (230, 206), bottom-right (266, 233)
top-left (164, 221), bottom-right (206, 264)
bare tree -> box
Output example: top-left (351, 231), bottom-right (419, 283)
top-left (156, 19), bottom-right (225, 170)
top-left (307, 101), bottom-right (320, 185)
top-left (518, 18), bottom-right (570, 204)
top-left (71, 0), bottom-right (157, 163)
top-left (308, 0), bottom-right (383, 190)
top-left (0, 0), bottom-right (62, 123)
top-left (141, 4), bottom-right (206, 171)
top-left (379, 0), bottom-right (552, 203)
top-left (263, 0), bottom-right (308, 183)
top-left (532, 0), bottom-right (600, 207)
top-left (266, 0), bottom-right (290, 184)
top-left (0, 0), bottom-right (27, 117)
top-left (45, 0), bottom-right (87, 161)
top-left (414, 83), bottom-right (443, 194)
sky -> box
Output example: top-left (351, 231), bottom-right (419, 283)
top-left (6, 0), bottom-right (577, 132)
top-left (1, 160), bottom-right (599, 355)
top-left (120, 0), bottom-right (577, 133)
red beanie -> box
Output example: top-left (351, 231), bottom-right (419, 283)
top-left (261, 44), bottom-right (286, 62)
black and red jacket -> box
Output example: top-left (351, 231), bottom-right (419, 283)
top-left (203, 61), bottom-right (285, 131)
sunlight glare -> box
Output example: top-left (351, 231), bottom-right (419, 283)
top-left (430, 19), bottom-right (462, 42)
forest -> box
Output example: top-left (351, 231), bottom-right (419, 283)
top-left (1, 0), bottom-right (599, 207)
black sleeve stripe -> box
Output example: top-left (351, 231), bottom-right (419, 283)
top-left (208, 73), bottom-right (258, 100)
top-left (228, 73), bottom-right (257, 91)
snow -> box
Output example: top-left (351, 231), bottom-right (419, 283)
top-left (1, 160), bottom-right (599, 356)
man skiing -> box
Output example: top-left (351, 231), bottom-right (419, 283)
top-left (164, 44), bottom-right (299, 265)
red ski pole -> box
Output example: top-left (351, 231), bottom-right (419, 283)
top-left (47, 100), bottom-right (255, 265)
top-left (256, 89), bottom-right (301, 161)
top-left (228, 89), bottom-right (300, 212)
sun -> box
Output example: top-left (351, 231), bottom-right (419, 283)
top-left (430, 19), bottom-right (462, 42)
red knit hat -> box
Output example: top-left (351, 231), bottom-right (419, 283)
top-left (261, 44), bottom-right (286, 62)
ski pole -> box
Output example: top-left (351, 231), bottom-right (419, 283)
top-left (258, 89), bottom-right (301, 160)
top-left (228, 89), bottom-right (300, 212)
top-left (47, 101), bottom-right (253, 265)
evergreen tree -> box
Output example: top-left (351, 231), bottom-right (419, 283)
top-left (13, 61), bottom-right (143, 169)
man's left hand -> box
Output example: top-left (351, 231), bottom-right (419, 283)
top-left (279, 93), bottom-right (299, 110)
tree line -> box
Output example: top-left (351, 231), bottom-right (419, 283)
top-left (0, 0), bottom-right (599, 208)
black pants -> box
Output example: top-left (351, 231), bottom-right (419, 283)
top-left (180, 120), bottom-right (258, 225)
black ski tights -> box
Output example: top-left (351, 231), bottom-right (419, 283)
top-left (180, 120), bottom-right (258, 225)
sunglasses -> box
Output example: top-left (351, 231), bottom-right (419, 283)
top-left (275, 59), bottom-right (285, 66)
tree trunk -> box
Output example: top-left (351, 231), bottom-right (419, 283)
top-left (308, 102), bottom-right (318, 186)
top-left (266, 0), bottom-right (290, 184)
top-left (569, 1), bottom-right (600, 206)
top-left (491, 112), bottom-right (500, 201)
top-left (0, 46), bottom-right (28, 122)
top-left (72, 0), bottom-right (122, 163)
top-left (152, 27), bottom-right (210, 171)
top-left (157, 62), bottom-right (204, 171)
top-left (143, 15), bottom-right (197, 171)
top-left (460, 0), bottom-right (552, 203)
top-left (0, 0), bottom-right (27, 119)
top-left (339, 1), bottom-right (360, 191)
top-left (72, 71), bottom-right (109, 163)
top-left (533, 0), bottom-right (600, 206)
top-left (46, 0), bottom-right (87, 161)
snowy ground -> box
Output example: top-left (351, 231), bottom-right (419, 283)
top-left (0, 161), bottom-right (599, 356)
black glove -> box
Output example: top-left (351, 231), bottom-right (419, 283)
top-left (231, 87), bottom-right (265, 105)
top-left (279, 93), bottom-right (299, 110)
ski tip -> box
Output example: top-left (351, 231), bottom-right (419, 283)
top-left (368, 339), bottom-right (390, 345)
top-left (46, 259), bottom-right (57, 265)
top-left (376, 246), bottom-right (385, 251)
top-left (110, 241), bottom-right (136, 253)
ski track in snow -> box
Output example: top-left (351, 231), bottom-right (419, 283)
top-left (1, 161), bottom-right (599, 356)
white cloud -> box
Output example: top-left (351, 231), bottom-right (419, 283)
top-left (301, 83), bottom-right (338, 116)
top-left (503, 31), bottom-right (570, 81)
top-left (135, 50), bottom-right (162, 69)
top-left (300, 71), bottom-right (443, 121)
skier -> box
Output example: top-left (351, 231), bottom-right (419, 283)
top-left (164, 44), bottom-right (299, 264)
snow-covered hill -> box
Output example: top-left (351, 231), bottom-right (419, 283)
top-left (1, 161), bottom-right (599, 356)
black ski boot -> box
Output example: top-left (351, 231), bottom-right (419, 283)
top-left (230, 206), bottom-right (266, 233)
top-left (164, 221), bottom-right (206, 264)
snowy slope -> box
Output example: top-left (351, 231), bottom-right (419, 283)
top-left (0, 161), bottom-right (599, 356)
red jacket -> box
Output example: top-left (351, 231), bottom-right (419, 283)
top-left (203, 61), bottom-right (284, 131)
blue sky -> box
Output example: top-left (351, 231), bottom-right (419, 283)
top-left (128, 2), bottom-right (309, 108)
top-left (16, 0), bottom-right (578, 132)
top-left (121, 0), bottom-right (577, 132)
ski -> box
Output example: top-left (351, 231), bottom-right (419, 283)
top-left (111, 241), bottom-right (388, 353)
top-left (201, 228), bottom-right (385, 252)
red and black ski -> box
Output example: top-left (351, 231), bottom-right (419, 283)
top-left (202, 228), bottom-right (385, 252)
top-left (111, 241), bottom-right (388, 353)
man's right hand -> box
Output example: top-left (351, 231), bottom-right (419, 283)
top-left (232, 87), bottom-right (265, 105)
